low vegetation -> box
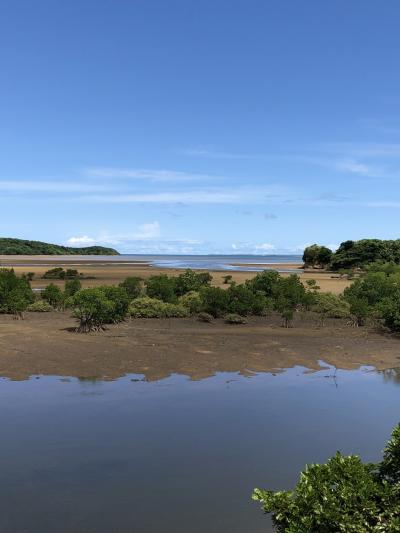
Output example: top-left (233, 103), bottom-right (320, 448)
top-left (128, 296), bottom-right (189, 318)
top-left (3, 262), bottom-right (400, 335)
top-left (253, 424), bottom-right (400, 532)
top-left (43, 267), bottom-right (93, 280)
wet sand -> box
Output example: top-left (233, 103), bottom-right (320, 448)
top-left (0, 311), bottom-right (399, 381)
top-left (0, 255), bottom-right (351, 294)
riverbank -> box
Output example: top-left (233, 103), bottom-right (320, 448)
top-left (0, 311), bottom-right (399, 380)
top-left (0, 255), bottom-right (351, 294)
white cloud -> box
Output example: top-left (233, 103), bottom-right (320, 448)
top-left (336, 159), bottom-right (372, 175)
top-left (0, 180), bottom-right (112, 193)
top-left (67, 235), bottom-right (96, 245)
top-left (180, 147), bottom-right (267, 160)
top-left (84, 167), bottom-right (218, 182)
top-left (254, 243), bottom-right (276, 251)
top-left (81, 186), bottom-right (289, 205)
top-left (132, 221), bottom-right (161, 240)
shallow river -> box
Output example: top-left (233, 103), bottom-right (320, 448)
top-left (0, 364), bottom-right (399, 532)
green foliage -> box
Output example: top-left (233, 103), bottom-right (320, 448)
top-left (0, 237), bottom-right (119, 255)
top-left (226, 284), bottom-right (271, 316)
top-left (145, 275), bottom-right (177, 303)
top-left (200, 286), bottom-right (230, 317)
top-left (44, 267), bottom-right (81, 280)
top-left (273, 275), bottom-right (307, 327)
top-left (312, 293), bottom-right (351, 320)
top-left (101, 286), bottom-right (130, 323)
top-left (42, 284), bottom-right (64, 309)
top-left (128, 296), bottom-right (189, 318)
top-left (225, 313), bottom-right (247, 324)
top-left (246, 270), bottom-right (281, 297)
top-left (380, 425), bottom-right (400, 484)
top-left (26, 299), bottom-right (53, 312)
top-left (64, 278), bottom-right (82, 298)
top-left (43, 267), bottom-right (66, 279)
top-left (253, 424), bottom-right (400, 532)
top-left (119, 276), bottom-right (143, 299)
top-left (69, 288), bottom-right (115, 332)
top-left (178, 291), bottom-right (203, 314)
top-left (175, 269), bottom-right (212, 296)
top-left (222, 274), bottom-right (233, 284)
top-left (343, 271), bottom-right (396, 326)
top-left (0, 269), bottom-right (35, 317)
top-left (303, 244), bottom-right (333, 268)
top-left (330, 239), bottom-right (400, 270)
top-left (378, 293), bottom-right (400, 332)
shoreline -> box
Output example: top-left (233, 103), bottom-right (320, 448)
top-left (0, 255), bottom-right (350, 294)
top-left (0, 312), bottom-right (399, 381)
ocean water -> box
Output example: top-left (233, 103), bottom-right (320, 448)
top-left (1, 254), bottom-right (303, 272)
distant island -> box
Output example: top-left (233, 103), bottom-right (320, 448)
top-left (0, 238), bottom-right (119, 256)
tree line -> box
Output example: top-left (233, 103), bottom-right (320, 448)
top-left (0, 237), bottom-right (118, 255)
top-left (3, 264), bottom-right (400, 333)
top-left (303, 239), bottom-right (400, 270)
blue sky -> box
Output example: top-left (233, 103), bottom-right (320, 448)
top-left (1, 0), bottom-right (400, 254)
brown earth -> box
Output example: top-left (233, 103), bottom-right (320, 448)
top-left (0, 311), bottom-right (399, 381)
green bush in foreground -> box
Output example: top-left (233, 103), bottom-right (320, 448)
top-left (26, 299), bottom-right (53, 312)
top-left (253, 424), bottom-right (400, 532)
top-left (128, 296), bottom-right (189, 318)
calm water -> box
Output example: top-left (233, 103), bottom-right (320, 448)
top-left (0, 254), bottom-right (303, 272)
top-left (0, 365), bottom-right (399, 532)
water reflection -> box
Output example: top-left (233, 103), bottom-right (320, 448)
top-left (0, 366), bottom-right (399, 533)
top-left (380, 367), bottom-right (400, 384)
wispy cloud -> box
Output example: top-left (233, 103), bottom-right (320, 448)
top-left (81, 186), bottom-right (289, 205)
top-left (84, 166), bottom-right (220, 182)
top-left (180, 146), bottom-right (270, 160)
top-left (0, 180), bottom-right (112, 193)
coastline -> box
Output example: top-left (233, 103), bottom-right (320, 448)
top-left (0, 255), bottom-right (351, 294)
top-left (0, 311), bottom-right (399, 381)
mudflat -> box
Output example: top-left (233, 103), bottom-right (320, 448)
top-left (0, 311), bottom-right (399, 381)
top-left (0, 255), bottom-right (351, 294)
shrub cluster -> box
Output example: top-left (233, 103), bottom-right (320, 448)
top-left (253, 424), bottom-right (400, 532)
top-left (0, 269), bottom-right (35, 318)
top-left (128, 296), bottom-right (189, 318)
top-left (43, 267), bottom-right (81, 280)
top-left (341, 266), bottom-right (400, 329)
top-left (68, 286), bottom-right (130, 332)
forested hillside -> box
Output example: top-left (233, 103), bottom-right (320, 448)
top-left (0, 238), bottom-right (119, 255)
